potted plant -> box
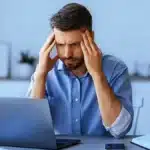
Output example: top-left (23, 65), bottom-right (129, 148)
top-left (18, 50), bottom-right (37, 79)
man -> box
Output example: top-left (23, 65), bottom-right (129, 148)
top-left (27, 3), bottom-right (133, 138)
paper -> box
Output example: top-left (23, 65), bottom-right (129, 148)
top-left (131, 134), bottom-right (150, 149)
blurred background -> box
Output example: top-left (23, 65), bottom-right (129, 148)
top-left (0, 0), bottom-right (150, 135)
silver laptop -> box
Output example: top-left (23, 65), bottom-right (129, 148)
top-left (0, 97), bottom-right (80, 149)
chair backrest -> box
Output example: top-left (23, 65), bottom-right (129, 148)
top-left (127, 97), bottom-right (144, 135)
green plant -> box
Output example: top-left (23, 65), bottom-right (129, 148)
top-left (18, 50), bottom-right (37, 66)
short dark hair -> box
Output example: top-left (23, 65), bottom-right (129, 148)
top-left (50, 3), bottom-right (92, 31)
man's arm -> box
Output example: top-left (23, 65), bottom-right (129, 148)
top-left (93, 64), bottom-right (133, 138)
top-left (93, 72), bottom-right (121, 126)
top-left (27, 33), bottom-right (58, 99)
top-left (28, 72), bottom-right (47, 99)
top-left (80, 30), bottom-right (133, 137)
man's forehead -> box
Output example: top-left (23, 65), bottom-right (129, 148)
top-left (54, 28), bottom-right (82, 43)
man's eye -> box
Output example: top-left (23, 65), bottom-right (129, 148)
top-left (57, 44), bottom-right (63, 47)
top-left (71, 43), bottom-right (80, 46)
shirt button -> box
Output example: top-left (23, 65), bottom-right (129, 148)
top-left (75, 98), bottom-right (78, 102)
top-left (75, 119), bottom-right (78, 122)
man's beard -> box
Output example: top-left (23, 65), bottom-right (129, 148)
top-left (60, 57), bottom-right (84, 71)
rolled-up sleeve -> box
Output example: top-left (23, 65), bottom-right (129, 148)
top-left (26, 74), bottom-right (35, 97)
top-left (104, 61), bottom-right (134, 138)
top-left (103, 105), bottom-right (132, 138)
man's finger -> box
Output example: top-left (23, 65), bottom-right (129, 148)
top-left (92, 41), bottom-right (102, 54)
top-left (86, 30), bottom-right (101, 53)
top-left (82, 33), bottom-right (92, 54)
top-left (90, 41), bottom-right (97, 53)
top-left (80, 41), bottom-right (88, 55)
top-left (41, 33), bottom-right (55, 53)
top-left (85, 30), bottom-right (95, 52)
top-left (86, 30), bottom-right (93, 43)
top-left (45, 39), bottom-right (56, 55)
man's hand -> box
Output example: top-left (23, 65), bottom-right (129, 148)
top-left (30, 33), bottom-right (58, 98)
top-left (80, 30), bottom-right (102, 78)
top-left (35, 33), bottom-right (59, 78)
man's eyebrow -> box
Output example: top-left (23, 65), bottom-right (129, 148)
top-left (56, 42), bottom-right (64, 44)
top-left (69, 41), bottom-right (81, 44)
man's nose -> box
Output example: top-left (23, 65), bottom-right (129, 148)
top-left (64, 45), bottom-right (72, 58)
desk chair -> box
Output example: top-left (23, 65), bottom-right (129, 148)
top-left (127, 97), bottom-right (144, 136)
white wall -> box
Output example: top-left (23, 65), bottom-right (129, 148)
top-left (1, 0), bottom-right (150, 77)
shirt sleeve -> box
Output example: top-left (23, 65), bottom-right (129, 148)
top-left (103, 61), bottom-right (134, 138)
top-left (103, 105), bottom-right (132, 138)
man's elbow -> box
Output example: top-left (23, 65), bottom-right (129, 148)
top-left (110, 117), bottom-right (133, 139)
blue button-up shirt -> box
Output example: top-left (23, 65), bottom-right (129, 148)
top-left (27, 55), bottom-right (133, 138)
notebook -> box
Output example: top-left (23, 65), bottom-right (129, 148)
top-left (131, 134), bottom-right (150, 149)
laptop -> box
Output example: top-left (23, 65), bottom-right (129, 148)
top-left (0, 97), bottom-right (81, 149)
top-left (131, 134), bottom-right (150, 149)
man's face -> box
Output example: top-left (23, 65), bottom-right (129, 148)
top-left (54, 28), bottom-right (84, 70)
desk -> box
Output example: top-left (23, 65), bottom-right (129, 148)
top-left (0, 136), bottom-right (145, 150)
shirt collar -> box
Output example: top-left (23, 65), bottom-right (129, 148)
top-left (56, 59), bottom-right (89, 78)
top-left (56, 59), bottom-right (66, 71)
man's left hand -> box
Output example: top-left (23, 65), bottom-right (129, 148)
top-left (81, 30), bottom-right (103, 78)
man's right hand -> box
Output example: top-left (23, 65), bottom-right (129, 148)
top-left (35, 33), bottom-right (58, 78)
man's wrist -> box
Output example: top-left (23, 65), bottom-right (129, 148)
top-left (92, 71), bottom-right (105, 82)
top-left (34, 71), bottom-right (47, 81)
top-left (92, 71), bottom-right (108, 91)
top-left (34, 65), bottom-right (48, 80)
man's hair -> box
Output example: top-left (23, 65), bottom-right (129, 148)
top-left (50, 3), bottom-right (92, 31)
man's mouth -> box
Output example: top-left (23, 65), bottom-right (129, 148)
top-left (65, 59), bottom-right (76, 63)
